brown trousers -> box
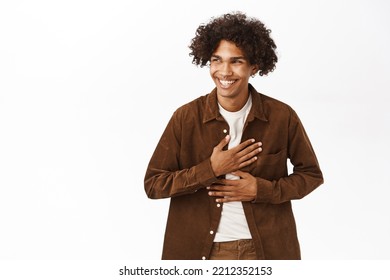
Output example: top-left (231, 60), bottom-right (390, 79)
top-left (209, 239), bottom-right (257, 260)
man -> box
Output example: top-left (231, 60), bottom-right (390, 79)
top-left (144, 12), bottom-right (323, 260)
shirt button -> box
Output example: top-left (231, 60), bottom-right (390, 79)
top-left (223, 129), bottom-right (228, 133)
top-left (210, 230), bottom-right (214, 235)
top-left (202, 256), bottom-right (206, 260)
top-left (217, 203), bottom-right (221, 207)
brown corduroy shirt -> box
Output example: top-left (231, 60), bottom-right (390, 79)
top-left (144, 84), bottom-right (323, 260)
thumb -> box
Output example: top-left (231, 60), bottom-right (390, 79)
top-left (231, 170), bottom-right (247, 178)
top-left (215, 135), bottom-right (230, 150)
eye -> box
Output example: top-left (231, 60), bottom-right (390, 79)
top-left (232, 59), bottom-right (243, 64)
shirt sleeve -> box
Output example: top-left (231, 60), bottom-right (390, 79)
top-left (144, 110), bottom-right (218, 199)
top-left (253, 108), bottom-right (324, 204)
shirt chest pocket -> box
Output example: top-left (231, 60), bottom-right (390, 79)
top-left (242, 148), bottom-right (288, 180)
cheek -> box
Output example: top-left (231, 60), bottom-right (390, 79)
top-left (209, 65), bottom-right (217, 77)
top-left (239, 70), bottom-right (252, 81)
top-left (236, 65), bottom-right (254, 79)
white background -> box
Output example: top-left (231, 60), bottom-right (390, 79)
top-left (0, 0), bottom-right (389, 260)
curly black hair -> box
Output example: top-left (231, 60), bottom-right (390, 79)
top-left (189, 12), bottom-right (277, 76)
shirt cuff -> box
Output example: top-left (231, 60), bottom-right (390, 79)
top-left (253, 177), bottom-right (274, 203)
top-left (195, 158), bottom-right (218, 187)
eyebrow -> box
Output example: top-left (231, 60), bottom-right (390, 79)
top-left (211, 55), bottom-right (247, 60)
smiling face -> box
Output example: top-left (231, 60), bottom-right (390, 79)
top-left (210, 40), bottom-right (258, 111)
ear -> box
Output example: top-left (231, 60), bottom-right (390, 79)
top-left (251, 65), bottom-right (259, 76)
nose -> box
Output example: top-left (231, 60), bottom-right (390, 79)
top-left (220, 62), bottom-right (233, 76)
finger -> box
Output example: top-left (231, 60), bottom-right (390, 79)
top-left (207, 185), bottom-right (226, 191)
top-left (238, 155), bottom-right (258, 169)
top-left (236, 142), bottom-right (262, 160)
top-left (221, 179), bottom-right (239, 186)
top-left (217, 194), bottom-right (255, 202)
top-left (231, 170), bottom-right (248, 178)
top-left (208, 190), bottom-right (230, 197)
top-left (230, 138), bottom-right (256, 153)
top-left (208, 185), bottom-right (236, 191)
top-left (214, 135), bottom-right (230, 150)
top-left (208, 191), bottom-right (239, 199)
top-left (216, 196), bottom-right (243, 203)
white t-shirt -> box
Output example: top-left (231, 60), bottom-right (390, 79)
top-left (214, 95), bottom-right (253, 242)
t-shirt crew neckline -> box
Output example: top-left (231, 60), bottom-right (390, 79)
top-left (218, 95), bottom-right (253, 119)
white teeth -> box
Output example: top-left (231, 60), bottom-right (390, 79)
top-left (219, 79), bottom-right (236, 86)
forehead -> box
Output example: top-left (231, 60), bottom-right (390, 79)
top-left (212, 40), bottom-right (245, 57)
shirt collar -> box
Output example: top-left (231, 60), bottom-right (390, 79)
top-left (203, 83), bottom-right (268, 123)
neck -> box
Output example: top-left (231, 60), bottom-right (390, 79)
top-left (217, 91), bottom-right (249, 112)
